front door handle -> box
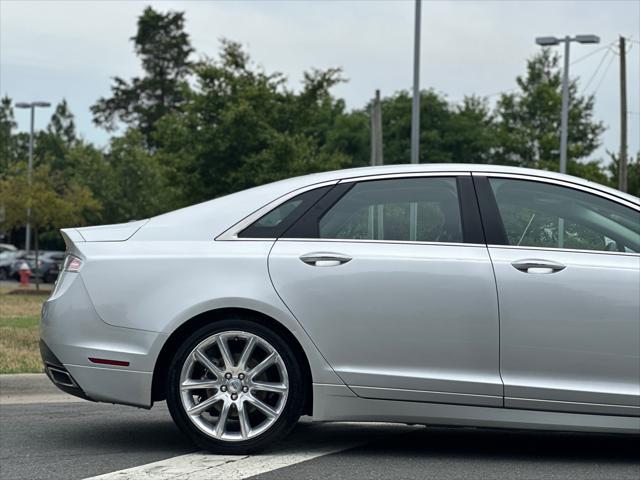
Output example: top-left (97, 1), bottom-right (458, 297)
top-left (300, 253), bottom-right (352, 267)
top-left (511, 259), bottom-right (566, 274)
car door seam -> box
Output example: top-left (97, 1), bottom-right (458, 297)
top-left (265, 238), bottom-right (352, 390)
top-left (471, 173), bottom-right (506, 407)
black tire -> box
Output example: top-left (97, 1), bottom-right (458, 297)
top-left (166, 317), bottom-right (305, 454)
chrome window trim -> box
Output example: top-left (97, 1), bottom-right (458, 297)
top-left (278, 238), bottom-right (485, 248)
top-left (216, 171), bottom-right (471, 241)
top-left (477, 172), bottom-right (640, 256)
top-left (473, 171), bottom-right (640, 210)
top-left (339, 171), bottom-right (470, 183)
top-left (488, 244), bottom-right (640, 257)
top-left (215, 180), bottom-right (339, 241)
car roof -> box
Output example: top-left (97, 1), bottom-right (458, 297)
top-left (299, 163), bottom-right (639, 205)
top-left (136, 163), bottom-right (637, 243)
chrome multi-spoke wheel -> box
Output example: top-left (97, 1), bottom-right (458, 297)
top-left (179, 330), bottom-right (290, 442)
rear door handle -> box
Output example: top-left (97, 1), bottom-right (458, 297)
top-left (511, 259), bottom-right (566, 274)
top-left (300, 253), bottom-right (352, 267)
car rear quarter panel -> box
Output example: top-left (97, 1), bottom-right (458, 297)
top-left (77, 239), bottom-right (343, 385)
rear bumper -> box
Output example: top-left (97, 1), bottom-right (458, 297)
top-left (40, 340), bottom-right (93, 402)
top-left (40, 272), bottom-right (168, 408)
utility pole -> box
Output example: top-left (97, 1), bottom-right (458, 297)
top-left (370, 90), bottom-right (384, 239)
top-left (370, 90), bottom-right (383, 167)
top-left (409, 0), bottom-right (421, 241)
top-left (410, 0), bottom-right (421, 164)
top-left (618, 35), bottom-right (628, 193)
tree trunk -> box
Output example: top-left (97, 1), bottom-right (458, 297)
top-left (34, 225), bottom-right (40, 291)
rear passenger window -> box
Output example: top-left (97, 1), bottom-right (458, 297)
top-left (318, 177), bottom-right (463, 243)
top-left (252, 199), bottom-right (303, 228)
top-left (238, 186), bottom-right (330, 238)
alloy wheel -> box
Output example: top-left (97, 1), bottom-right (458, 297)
top-left (179, 330), bottom-right (289, 442)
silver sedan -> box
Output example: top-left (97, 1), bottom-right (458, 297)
top-left (40, 164), bottom-right (640, 453)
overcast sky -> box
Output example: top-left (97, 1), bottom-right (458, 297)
top-left (1, 0), bottom-right (639, 164)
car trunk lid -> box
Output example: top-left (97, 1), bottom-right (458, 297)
top-left (65, 219), bottom-right (149, 242)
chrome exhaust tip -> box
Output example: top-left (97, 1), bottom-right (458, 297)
top-left (46, 365), bottom-right (77, 388)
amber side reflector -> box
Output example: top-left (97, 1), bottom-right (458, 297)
top-left (88, 357), bottom-right (130, 367)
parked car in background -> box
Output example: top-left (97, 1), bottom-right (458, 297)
top-left (0, 243), bottom-right (18, 253)
top-left (0, 250), bottom-right (20, 280)
top-left (9, 251), bottom-right (66, 283)
top-left (40, 164), bottom-right (640, 454)
top-left (37, 251), bottom-right (66, 283)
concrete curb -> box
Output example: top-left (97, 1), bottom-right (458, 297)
top-left (0, 373), bottom-right (83, 404)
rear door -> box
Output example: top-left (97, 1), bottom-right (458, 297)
top-left (267, 173), bottom-right (503, 407)
top-left (475, 173), bottom-right (640, 416)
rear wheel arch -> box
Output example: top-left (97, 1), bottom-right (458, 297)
top-left (152, 307), bottom-right (313, 415)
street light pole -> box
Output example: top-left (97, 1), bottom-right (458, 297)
top-left (559, 36), bottom-right (571, 175)
top-left (535, 34), bottom-right (600, 175)
top-left (535, 34), bottom-right (598, 248)
top-left (15, 101), bottom-right (51, 252)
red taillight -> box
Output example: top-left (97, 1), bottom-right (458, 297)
top-left (64, 255), bottom-right (83, 272)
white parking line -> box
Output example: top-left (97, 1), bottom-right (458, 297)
top-left (85, 423), bottom-right (417, 480)
top-left (85, 442), bottom-right (362, 480)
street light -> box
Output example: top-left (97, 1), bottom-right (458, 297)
top-left (535, 35), bottom-right (599, 249)
top-left (534, 34), bottom-right (600, 175)
top-left (15, 101), bottom-right (51, 252)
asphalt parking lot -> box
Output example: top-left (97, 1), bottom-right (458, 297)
top-left (1, 375), bottom-right (638, 480)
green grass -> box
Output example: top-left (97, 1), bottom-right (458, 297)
top-left (0, 291), bottom-right (46, 374)
top-left (1, 316), bottom-right (40, 328)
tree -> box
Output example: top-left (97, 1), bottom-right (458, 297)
top-left (0, 96), bottom-right (28, 174)
top-left (47, 99), bottom-right (76, 145)
top-left (91, 6), bottom-right (194, 144)
top-left (97, 129), bottom-right (173, 223)
top-left (0, 96), bottom-right (16, 173)
top-left (36, 99), bottom-right (78, 169)
top-left (608, 151), bottom-right (640, 197)
top-left (0, 163), bottom-right (100, 288)
top-left (153, 40), bottom-right (353, 205)
top-left (494, 49), bottom-right (604, 171)
top-left (445, 96), bottom-right (498, 164)
top-left (368, 90), bottom-right (498, 165)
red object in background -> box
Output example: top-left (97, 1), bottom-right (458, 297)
top-left (18, 262), bottom-right (31, 286)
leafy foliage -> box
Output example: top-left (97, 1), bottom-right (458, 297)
top-left (608, 151), bottom-right (640, 198)
top-left (91, 6), bottom-right (194, 144)
top-left (494, 49), bottom-right (604, 170)
top-left (0, 162), bottom-right (100, 234)
top-left (154, 41), bottom-right (353, 205)
top-left (0, 97), bottom-right (27, 174)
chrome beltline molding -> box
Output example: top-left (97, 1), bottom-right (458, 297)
top-left (489, 244), bottom-right (639, 257)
